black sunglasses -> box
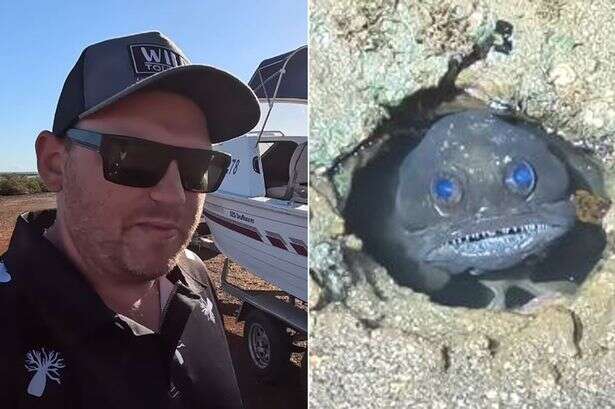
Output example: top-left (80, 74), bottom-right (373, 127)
top-left (65, 128), bottom-right (231, 193)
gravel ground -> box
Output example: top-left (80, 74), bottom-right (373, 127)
top-left (0, 193), bottom-right (56, 253)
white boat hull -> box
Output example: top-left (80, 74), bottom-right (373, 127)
top-left (204, 192), bottom-right (308, 301)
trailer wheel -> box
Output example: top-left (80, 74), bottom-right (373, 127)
top-left (245, 310), bottom-right (290, 382)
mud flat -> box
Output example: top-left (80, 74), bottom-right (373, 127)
top-left (310, 1), bottom-right (615, 407)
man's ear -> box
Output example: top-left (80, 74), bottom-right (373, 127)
top-left (35, 131), bottom-right (68, 192)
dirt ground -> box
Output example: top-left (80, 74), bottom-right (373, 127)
top-left (0, 193), bottom-right (306, 409)
top-left (0, 193), bottom-right (57, 253)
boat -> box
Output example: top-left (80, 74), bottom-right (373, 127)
top-left (202, 46), bottom-right (308, 382)
top-left (202, 45), bottom-right (308, 303)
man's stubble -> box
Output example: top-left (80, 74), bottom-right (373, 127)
top-left (59, 157), bottom-right (203, 284)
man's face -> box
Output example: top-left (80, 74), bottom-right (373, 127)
top-left (58, 90), bottom-right (210, 283)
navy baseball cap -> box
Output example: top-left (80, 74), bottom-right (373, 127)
top-left (52, 31), bottom-right (260, 143)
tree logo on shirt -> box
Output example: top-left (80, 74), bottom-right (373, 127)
top-left (0, 262), bottom-right (11, 283)
top-left (24, 348), bottom-right (66, 397)
top-left (199, 297), bottom-right (216, 324)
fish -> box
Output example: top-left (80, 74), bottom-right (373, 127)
top-left (392, 110), bottom-right (575, 271)
top-left (375, 109), bottom-right (582, 308)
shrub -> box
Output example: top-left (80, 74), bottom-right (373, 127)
top-left (0, 175), bottom-right (50, 195)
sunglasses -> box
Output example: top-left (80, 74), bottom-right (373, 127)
top-left (65, 128), bottom-right (231, 193)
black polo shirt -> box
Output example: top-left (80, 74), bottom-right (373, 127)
top-left (0, 210), bottom-right (243, 409)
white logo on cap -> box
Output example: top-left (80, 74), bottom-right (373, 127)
top-left (129, 44), bottom-right (186, 76)
top-left (0, 262), bottom-right (11, 283)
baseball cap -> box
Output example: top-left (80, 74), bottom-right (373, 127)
top-left (52, 31), bottom-right (260, 143)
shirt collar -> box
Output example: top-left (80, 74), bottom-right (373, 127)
top-left (3, 210), bottom-right (197, 347)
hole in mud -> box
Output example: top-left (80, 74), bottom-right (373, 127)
top-left (341, 91), bottom-right (609, 311)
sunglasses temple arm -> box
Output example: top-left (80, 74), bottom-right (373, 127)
top-left (65, 128), bottom-right (103, 151)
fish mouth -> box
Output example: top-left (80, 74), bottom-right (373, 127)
top-left (444, 223), bottom-right (552, 258)
top-left (423, 206), bottom-right (575, 272)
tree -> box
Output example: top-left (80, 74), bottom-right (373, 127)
top-left (25, 348), bottom-right (66, 397)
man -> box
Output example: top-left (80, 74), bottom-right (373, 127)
top-left (0, 32), bottom-right (260, 408)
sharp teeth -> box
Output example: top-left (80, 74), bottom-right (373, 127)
top-left (448, 222), bottom-right (552, 246)
top-left (447, 223), bottom-right (551, 252)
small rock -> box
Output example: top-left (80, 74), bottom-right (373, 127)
top-left (549, 63), bottom-right (577, 87)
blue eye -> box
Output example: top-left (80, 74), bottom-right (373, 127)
top-left (431, 175), bottom-right (462, 206)
top-left (505, 159), bottom-right (536, 196)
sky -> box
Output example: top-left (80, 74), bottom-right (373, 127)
top-left (0, 1), bottom-right (307, 172)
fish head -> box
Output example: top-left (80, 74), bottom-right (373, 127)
top-left (391, 110), bottom-right (576, 274)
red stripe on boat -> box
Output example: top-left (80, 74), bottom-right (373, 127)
top-left (204, 210), bottom-right (262, 242)
top-left (290, 243), bottom-right (308, 256)
top-left (266, 236), bottom-right (288, 250)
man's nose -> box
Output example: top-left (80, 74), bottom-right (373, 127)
top-left (149, 160), bottom-right (186, 204)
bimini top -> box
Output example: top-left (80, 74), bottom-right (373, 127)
top-left (248, 45), bottom-right (307, 102)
